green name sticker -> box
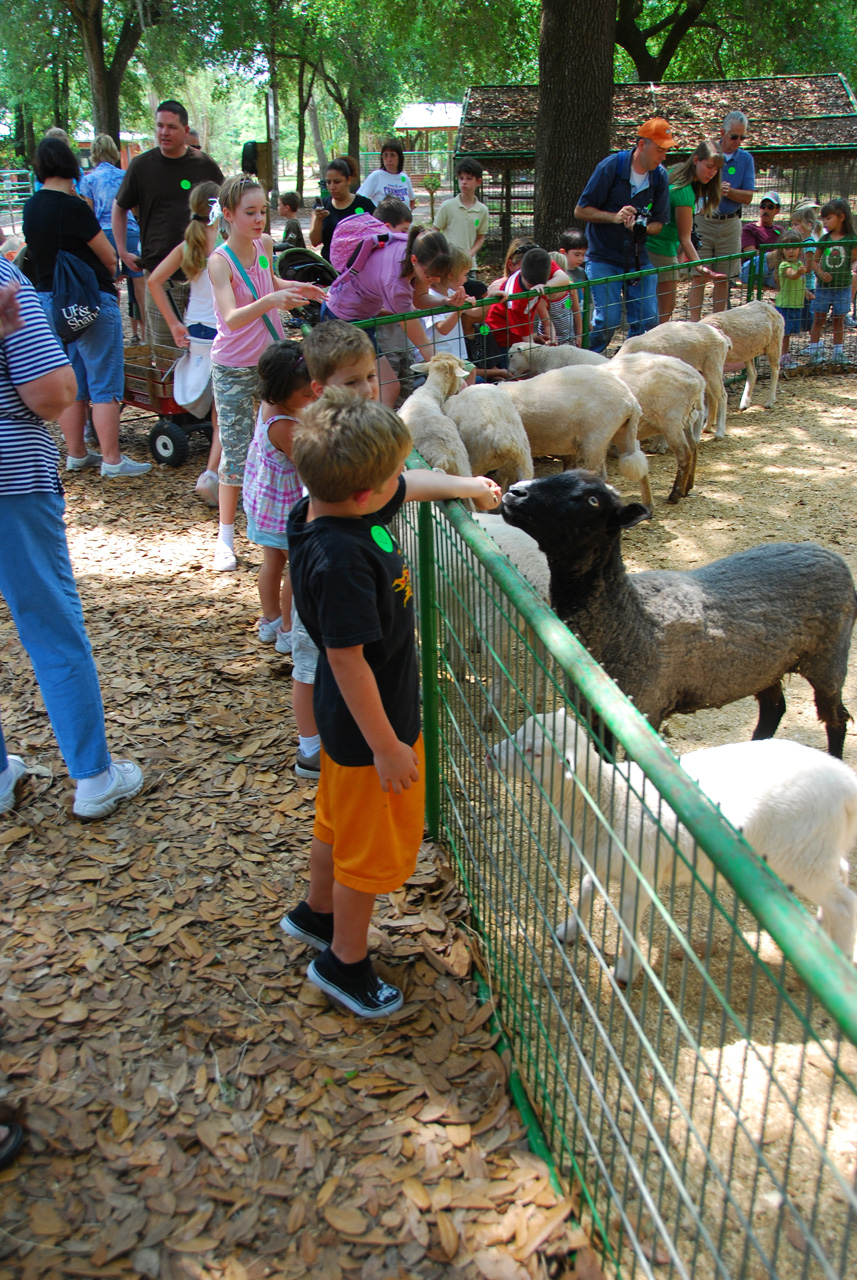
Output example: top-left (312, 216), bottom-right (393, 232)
top-left (371, 526), bottom-right (394, 552)
top-left (355, 206), bottom-right (365, 214)
top-left (479, 323), bottom-right (490, 334)
top-left (180, 179), bottom-right (192, 190)
top-left (728, 166), bottom-right (736, 176)
top-left (258, 255), bottom-right (269, 269)
top-left (564, 298), bottom-right (572, 309)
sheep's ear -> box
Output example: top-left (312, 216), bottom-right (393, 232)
top-left (411, 362), bottom-right (430, 374)
top-left (617, 502), bottom-right (652, 529)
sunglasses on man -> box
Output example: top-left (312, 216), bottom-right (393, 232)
top-left (729, 133), bottom-right (745, 141)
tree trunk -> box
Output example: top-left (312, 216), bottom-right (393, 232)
top-left (344, 95), bottom-right (361, 177)
top-left (308, 94), bottom-right (328, 176)
top-left (615, 0), bottom-right (712, 82)
top-left (534, 0), bottom-right (615, 248)
top-left (64, 0), bottom-right (152, 144)
top-left (296, 60), bottom-right (316, 198)
top-left (267, 36), bottom-right (280, 202)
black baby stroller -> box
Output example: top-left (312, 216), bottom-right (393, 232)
top-left (274, 245), bottom-right (338, 328)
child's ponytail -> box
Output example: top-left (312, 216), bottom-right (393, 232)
top-left (257, 340), bottom-right (311, 405)
top-left (181, 181), bottom-right (221, 280)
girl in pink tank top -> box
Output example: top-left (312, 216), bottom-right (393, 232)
top-left (207, 174), bottom-right (325, 573)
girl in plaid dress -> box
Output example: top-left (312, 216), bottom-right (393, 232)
top-left (243, 341), bottom-right (317, 648)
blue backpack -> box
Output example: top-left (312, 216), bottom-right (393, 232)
top-left (51, 251), bottom-right (101, 343)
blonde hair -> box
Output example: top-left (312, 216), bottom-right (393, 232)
top-left (447, 245), bottom-right (472, 277)
top-left (771, 228), bottom-right (806, 269)
top-left (667, 139), bottom-right (723, 215)
top-left (293, 389), bottom-right (412, 502)
top-left (91, 134), bottom-right (120, 166)
top-left (181, 181), bottom-right (221, 280)
top-left (302, 319), bottom-right (376, 384)
top-left (219, 173), bottom-right (264, 214)
top-left (549, 250), bottom-right (566, 269)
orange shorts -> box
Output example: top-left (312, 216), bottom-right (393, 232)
top-left (313, 735), bottom-right (425, 894)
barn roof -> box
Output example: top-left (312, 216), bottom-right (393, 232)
top-left (456, 75), bottom-right (857, 159)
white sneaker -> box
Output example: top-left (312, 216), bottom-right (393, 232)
top-left (275, 627), bottom-right (293, 654)
top-left (212, 539), bottom-right (237, 572)
top-left (66, 451), bottom-right (103, 471)
top-left (0, 756), bottom-right (27, 814)
top-left (101, 455), bottom-right (152, 478)
top-left (195, 470), bottom-right (219, 507)
top-left (73, 760), bottom-right (144, 820)
top-left (258, 617), bottom-right (280, 643)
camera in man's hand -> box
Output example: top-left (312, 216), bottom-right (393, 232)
top-left (633, 210), bottom-right (649, 243)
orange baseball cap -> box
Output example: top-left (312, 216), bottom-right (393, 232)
top-left (637, 118), bottom-right (675, 148)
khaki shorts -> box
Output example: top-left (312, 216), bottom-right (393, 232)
top-left (647, 250), bottom-right (683, 283)
top-left (313, 734), bottom-right (425, 894)
top-left (693, 214), bottom-right (742, 279)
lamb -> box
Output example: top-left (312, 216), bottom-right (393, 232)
top-left (618, 320), bottom-right (731, 438)
top-left (490, 710), bottom-right (857, 983)
top-left (398, 352), bottom-right (471, 476)
top-left (460, 366), bottom-right (652, 507)
top-left (606, 353), bottom-right (706, 503)
top-left (701, 300), bottom-right (785, 433)
top-left (507, 341), bottom-right (609, 374)
top-left (452, 512), bottom-right (549, 724)
top-left (500, 470), bottom-right (856, 757)
top-left (443, 384), bottom-right (533, 492)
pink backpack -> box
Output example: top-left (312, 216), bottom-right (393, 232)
top-left (329, 213), bottom-right (386, 273)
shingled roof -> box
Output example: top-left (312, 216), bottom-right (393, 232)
top-left (457, 75), bottom-right (857, 159)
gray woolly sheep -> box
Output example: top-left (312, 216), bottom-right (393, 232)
top-left (701, 300), bottom-right (785, 433)
top-left (507, 342), bottom-right (609, 374)
top-left (501, 471), bottom-right (856, 757)
top-left (619, 320), bottom-right (731, 438)
top-left (443, 384), bottom-right (533, 493)
top-left (399, 353), bottom-right (471, 476)
top-left (490, 712), bottom-right (857, 982)
top-left (607, 352), bottom-right (706, 503)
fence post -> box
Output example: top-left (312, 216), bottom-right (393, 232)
top-left (417, 500), bottom-right (441, 838)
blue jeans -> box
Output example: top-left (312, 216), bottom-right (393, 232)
top-left (0, 493), bottom-right (110, 779)
top-left (585, 257), bottom-right (658, 353)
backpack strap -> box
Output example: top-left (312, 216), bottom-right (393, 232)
top-left (222, 244), bottom-right (280, 342)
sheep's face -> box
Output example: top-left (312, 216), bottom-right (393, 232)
top-left (488, 711), bottom-right (572, 781)
top-left (501, 471), bottom-right (649, 561)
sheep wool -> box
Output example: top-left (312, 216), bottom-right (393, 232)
top-left (701, 300), bottom-right (785, 433)
top-left (619, 320), bottom-right (731, 438)
top-left (501, 470), bottom-right (856, 758)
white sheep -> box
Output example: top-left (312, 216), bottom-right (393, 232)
top-left (607, 353), bottom-right (706, 503)
top-left (491, 710), bottom-right (857, 983)
top-left (443, 384), bottom-right (533, 493)
top-left (618, 320), bottom-right (732, 439)
top-left (448, 512), bottom-right (549, 726)
top-left (507, 342), bottom-right (609, 374)
top-left (399, 352), bottom-right (472, 476)
top-left (701, 300), bottom-right (785, 433)
top-left (471, 366), bottom-right (652, 507)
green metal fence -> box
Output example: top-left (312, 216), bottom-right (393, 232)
top-left (395, 477), bottom-right (857, 1280)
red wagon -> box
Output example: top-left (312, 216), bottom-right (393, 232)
top-left (122, 344), bottom-right (213, 467)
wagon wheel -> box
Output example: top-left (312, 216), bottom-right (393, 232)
top-left (148, 419), bottom-right (189, 467)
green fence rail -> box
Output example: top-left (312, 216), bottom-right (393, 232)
top-left (396, 465), bottom-right (857, 1280)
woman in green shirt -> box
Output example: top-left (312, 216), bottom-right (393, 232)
top-left (647, 139), bottom-right (724, 323)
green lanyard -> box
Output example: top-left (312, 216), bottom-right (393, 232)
top-left (222, 245), bottom-right (281, 342)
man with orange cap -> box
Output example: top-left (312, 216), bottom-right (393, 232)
top-left (574, 118), bottom-right (674, 351)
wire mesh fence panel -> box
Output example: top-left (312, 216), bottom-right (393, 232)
top-left (394, 480), bottom-right (857, 1280)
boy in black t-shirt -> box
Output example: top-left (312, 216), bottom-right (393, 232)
top-left (284, 390), bottom-right (500, 1017)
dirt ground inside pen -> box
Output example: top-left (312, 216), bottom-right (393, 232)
top-left (0, 367), bottom-right (856, 1280)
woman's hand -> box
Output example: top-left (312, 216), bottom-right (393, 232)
top-left (0, 281), bottom-right (22, 338)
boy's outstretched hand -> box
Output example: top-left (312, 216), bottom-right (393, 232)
top-left (374, 741), bottom-right (421, 794)
top-left (470, 477), bottom-right (502, 510)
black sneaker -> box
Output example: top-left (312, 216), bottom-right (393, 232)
top-left (280, 901), bottom-right (334, 950)
top-left (307, 947), bottom-right (404, 1018)
top-left (295, 748), bottom-right (321, 780)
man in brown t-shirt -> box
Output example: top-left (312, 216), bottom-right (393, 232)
top-left (112, 99), bottom-right (223, 347)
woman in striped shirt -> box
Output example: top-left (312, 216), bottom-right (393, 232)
top-left (0, 260), bottom-right (145, 820)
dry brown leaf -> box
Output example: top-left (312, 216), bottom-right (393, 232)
top-left (473, 1248), bottom-right (530, 1280)
top-left (436, 1211), bottom-right (459, 1259)
top-left (402, 1177), bottom-right (432, 1211)
top-left (57, 999), bottom-right (89, 1024)
top-left (323, 1206), bottom-right (368, 1236)
top-left (512, 1198), bottom-right (577, 1260)
top-left (569, 1247), bottom-right (609, 1280)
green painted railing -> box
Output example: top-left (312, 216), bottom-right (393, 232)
top-left (397, 458), bottom-right (857, 1280)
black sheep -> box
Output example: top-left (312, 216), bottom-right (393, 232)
top-left (501, 471), bottom-right (856, 757)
